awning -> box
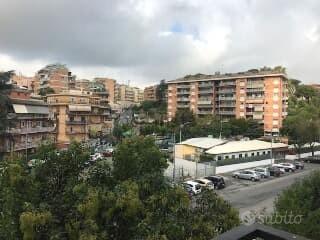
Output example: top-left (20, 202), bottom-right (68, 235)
top-left (69, 105), bottom-right (91, 112)
top-left (13, 104), bottom-right (49, 114)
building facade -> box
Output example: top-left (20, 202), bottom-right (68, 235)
top-left (95, 78), bottom-right (116, 103)
top-left (167, 68), bottom-right (288, 135)
top-left (35, 63), bottom-right (76, 94)
top-left (47, 90), bottom-right (111, 148)
top-left (115, 84), bottom-right (144, 106)
top-left (144, 85), bottom-right (158, 101)
top-left (0, 88), bottom-right (56, 158)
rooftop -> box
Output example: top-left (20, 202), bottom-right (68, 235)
top-left (205, 140), bottom-right (288, 155)
top-left (168, 67), bottom-right (287, 84)
top-left (178, 137), bottom-right (227, 149)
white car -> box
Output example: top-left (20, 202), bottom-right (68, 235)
top-left (90, 153), bottom-right (103, 162)
top-left (194, 178), bottom-right (215, 190)
top-left (183, 180), bottom-right (202, 195)
top-left (272, 163), bottom-right (289, 173)
top-left (279, 163), bottom-right (296, 172)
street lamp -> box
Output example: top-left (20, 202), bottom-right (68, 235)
top-left (179, 122), bottom-right (192, 143)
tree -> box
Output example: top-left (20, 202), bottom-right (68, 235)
top-left (0, 71), bottom-right (14, 132)
top-left (272, 171), bottom-right (320, 239)
top-left (38, 87), bottom-right (55, 96)
top-left (172, 109), bottom-right (196, 126)
top-left (0, 138), bottom-right (240, 239)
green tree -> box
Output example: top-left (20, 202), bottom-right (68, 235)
top-left (0, 71), bottom-right (14, 132)
top-left (272, 171), bottom-right (320, 239)
top-left (38, 87), bottom-right (55, 96)
top-left (172, 109), bottom-right (196, 126)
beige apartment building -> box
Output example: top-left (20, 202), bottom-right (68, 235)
top-left (0, 87), bottom-right (56, 158)
top-left (95, 78), bottom-right (116, 103)
top-left (47, 90), bottom-right (111, 148)
top-left (144, 85), bottom-right (158, 101)
top-left (35, 63), bottom-right (76, 94)
top-left (167, 68), bottom-right (288, 135)
top-left (115, 84), bottom-right (144, 106)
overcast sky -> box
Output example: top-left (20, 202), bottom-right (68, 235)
top-left (0, 0), bottom-right (319, 87)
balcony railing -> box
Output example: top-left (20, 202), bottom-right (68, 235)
top-left (176, 85), bottom-right (191, 89)
top-left (218, 89), bottom-right (236, 94)
top-left (218, 104), bottom-right (235, 107)
top-left (198, 89), bottom-right (214, 94)
top-left (218, 81), bottom-right (236, 87)
top-left (218, 96), bottom-right (236, 101)
top-left (198, 82), bottom-right (213, 88)
top-left (198, 100), bottom-right (212, 105)
top-left (197, 110), bottom-right (212, 115)
top-left (66, 130), bottom-right (88, 134)
top-left (219, 111), bottom-right (235, 115)
top-left (177, 91), bottom-right (190, 95)
top-left (177, 98), bottom-right (189, 102)
top-left (7, 126), bottom-right (56, 134)
top-left (246, 88), bottom-right (264, 93)
top-left (177, 104), bottom-right (189, 108)
top-left (66, 121), bottom-right (87, 125)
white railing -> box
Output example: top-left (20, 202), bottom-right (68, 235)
top-left (7, 126), bottom-right (56, 134)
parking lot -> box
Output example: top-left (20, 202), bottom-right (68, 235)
top-left (219, 162), bottom-right (319, 193)
top-left (217, 162), bottom-right (320, 215)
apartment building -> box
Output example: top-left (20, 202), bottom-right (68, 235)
top-left (144, 85), bottom-right (158, 101)
top-left (114, 84), bottom-right (144, 106)
top-left (95, 78), bottom-right (116, 103)
top-left (46, 90), bottom-right (111, 147)
top-left (35, 63), bottom-right (76, 94)
top-left (0, 87), bottom-right (56, 157)
top-left (11, 73), bottom-right (36, 91)
top-left (167, 68), bottom-right (288, 135)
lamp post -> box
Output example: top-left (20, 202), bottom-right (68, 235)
top-left (179, 122), bottom-right (192, 143)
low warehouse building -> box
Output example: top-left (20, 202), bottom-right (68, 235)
top-left (175, 137), bottom-right (227, 160)
top-left (205, 140), bottom-right (288, 162)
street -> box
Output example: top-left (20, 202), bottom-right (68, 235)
top-left (218, 163), bottom-right (320, 216)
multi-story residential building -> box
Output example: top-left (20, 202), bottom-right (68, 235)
top-left (144, 85), bottom-right (158, 101)
top-left (0, 87), bottom-right (56, 158)
top-left (35, 63), bottom-right (76, 94)
top-left (11, 73), bottom-right (36, 91)
top-left (114, 84), bottom-right (144, 106)
top-left (46, 90), bottom-right (111, 148)
top-left (167, 68), bottom-right (288, 135)
top-left (95, 78), bottom-right (116, 103)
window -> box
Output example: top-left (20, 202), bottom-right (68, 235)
top-left (232, 155), bottom-right (235, 159)
top-left (81, 116), bottom-right (86, 122)
top-left (217, 156), bottom-right (222, 160)
top-left (225, 156), bottom-right (229, 160)
top-left (245, 153), bottom-right (248, 157)
top-left (263, 151), bottom-right (266, 155)
top-left (239, 154), bottom-right (243, 158)
top-left (70, 116), bottom-right (74, 122)
top-left (251, 152), bottom-right (255, 156)
top-left (70, 127), bottom-right (73, 133)
top-left (257, 152), bottom-right (260, 156)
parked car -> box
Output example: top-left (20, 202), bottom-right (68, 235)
top-left (183, 181), bottom-right (202, 195)
top-left (90, 153), bottom-right (103, 162)
top-left (266, 166), bottom-right (282, 177)
top-left (272, 164), bottom-right (288, 173)
top-left (183, 184), bottom-right (194, 198)
top-left (204, 175), bottom-right (226, 189)
top-left (294, 161), bottom-right (304, 169)
top-left (274, 163), bottom-right (295, 172)
top-left (232, 170), bottom-right (261, 181)
top-left (303, 155), bottom-right (320, 164)
top-left (194, 178), bottom-right (215, 190)
top-left (252, 167), bottom-right (270, 178)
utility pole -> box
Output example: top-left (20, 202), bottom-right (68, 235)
top-left (172, 133), bottom-right (176, 182)
top-left (270, 135), bottom-right (273, 165)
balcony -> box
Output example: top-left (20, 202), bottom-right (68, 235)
top-left (198, 82), bottom-right (213, 88)
top-left (217, 96), bottom-right (236, 101)
top-left (218, 81), bottom-right (236, 87)
top-left (176, 84), bottom-right (191, 89)
top-left (177, 91), bottom-right (190, 95)
top-left (177, 104), bottom-right (189, 108)
top-left (218, 89), bottom-right (236, 94)
top-left (7, 126), bottom-right (56, 134)
top-left (253, 114), bottom-right (263, 120)
top-left (197, 110), bottom-right (212, 115)
top-left (198, 89), bottom-right (214, 94)
top-left (198, 100), bottom-right (212, 105)
top-left (219, 111), bottom-right (235, 115)
top-left (0, 142), bottom-right (41, 152)
top-left (218, 103), bottom-right (235, 107)
top-left (177, 97), bottom-right (189, 102)
top-left (66, 120), bottom-right (87, 125)
top-left (66, 129), bottom-right (88, 134)
top-left (246, 88), bottom-right (264, 93)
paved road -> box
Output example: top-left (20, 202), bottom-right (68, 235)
top-left (218, 164), bottom-right (320, 216)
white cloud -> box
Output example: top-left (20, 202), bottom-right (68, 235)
top-left (0, 0), bottom-right (319, 85)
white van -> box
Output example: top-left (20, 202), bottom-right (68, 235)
top-left (183, 180), bottom-right (202, 195)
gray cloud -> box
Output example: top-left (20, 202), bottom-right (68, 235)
top-left (0, 0), bottom-right (319, 86)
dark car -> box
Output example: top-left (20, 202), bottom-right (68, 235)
top-left (266, 166), bottom-right (281, 177)
top-left (204, 176), bottom-right (225, 189)
top-left (294, 161), bottom-right (304, 169)
top-left (304, 155), bottom-right (320, 164)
